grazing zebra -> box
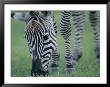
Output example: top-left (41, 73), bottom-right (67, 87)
top-left (11, 11), bottom-right (60, 76)
top-left (60, 11), bottom-right (100, 73)
top-left (11, 11), bottom-right (100, 75)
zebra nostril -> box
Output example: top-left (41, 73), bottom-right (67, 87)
top-left (32, 70), bottom-right (49, 77)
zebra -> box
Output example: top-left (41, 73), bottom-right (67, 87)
top-left (11, 11), bottom-right (60, 76)
top-left (60, 11), bottom-right (100, 73)
top-left (11, 11), bottom-right (100, 75)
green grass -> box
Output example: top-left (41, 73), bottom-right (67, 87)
top-left (11, 11), bottom-right (100, 77)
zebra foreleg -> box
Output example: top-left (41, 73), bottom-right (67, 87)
top-left (89, 11), bottom-right (100, 63)
top-left (64, 37), bottom-right (75, 73)
top-left (60, 11), bottom-right (75, 73)
top-left (71, 11), bottom-right (85, 65)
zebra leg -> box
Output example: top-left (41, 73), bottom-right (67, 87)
top-left (60, 11), bottom-right (74, 73)
top-left (89, 11), bottom-right (100, 63)
top-left (50, 20), bottom-right (60, 73)
top-left (71, 11), bottom-right (85, 64)
top-left (50, 48), bottom-right (60, 73)
top-left (64, 37), bottom-right (75, 73)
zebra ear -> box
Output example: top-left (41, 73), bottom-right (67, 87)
top-left (29, 11), bottom-right (35, 16)
top-left (11, 12), bottom-right (15, 18)
top-left (41, 11), bottom-right (48, 16)
top-left (40, 11), bottom-right (52, 17)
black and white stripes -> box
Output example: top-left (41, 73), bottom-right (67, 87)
top-left (89, 11), bottom-right (100, 62)
top-left (11, 10), bottom-right (100, 75)
top-left (11, 11), bottom-right (59, 76)
top-left (60, 11), bottom-right (100, 72)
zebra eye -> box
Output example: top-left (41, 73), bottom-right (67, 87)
top-left (43, 34), bottom-right (49, 40)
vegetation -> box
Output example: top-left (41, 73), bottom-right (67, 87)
top-left (11, 11), bottom-right (100, 77)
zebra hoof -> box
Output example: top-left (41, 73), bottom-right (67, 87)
top-left (95, 47), bottom-right (100, 64)
top-left (65, 65), bottom-right (75, 74)
top-left (95, 47), bottom-right (100, 58)
top-left (71, 52), bottom-right (82, 62)
top-left (96, 53), bottom-right (100, 63)
top-left (50, 64), bottom-right (59, 73)
top-left (96, 58), bottom-right (100, 64)
top-left (77, 53), bottom-right (82, 61)
top-left (51, 67), bottom-right (59, 72)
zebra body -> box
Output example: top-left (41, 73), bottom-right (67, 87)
top-left (11, 11), bottom-right (100, 75)
top-left (60, 11), bottom-right (100, 72)
top-left (11, 11), bottom-right (59, 76)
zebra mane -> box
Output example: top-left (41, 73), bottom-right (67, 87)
top-left (25, 17), bottom-right (49, 34)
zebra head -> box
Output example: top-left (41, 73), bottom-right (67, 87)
top-left (24, 11), bottom-right (56, 76)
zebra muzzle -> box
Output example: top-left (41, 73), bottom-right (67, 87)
top-left (31, 58), bottom-right (49, 77)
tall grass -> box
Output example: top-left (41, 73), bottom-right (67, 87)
top-left (11, 11), bottom-right (100, 77)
